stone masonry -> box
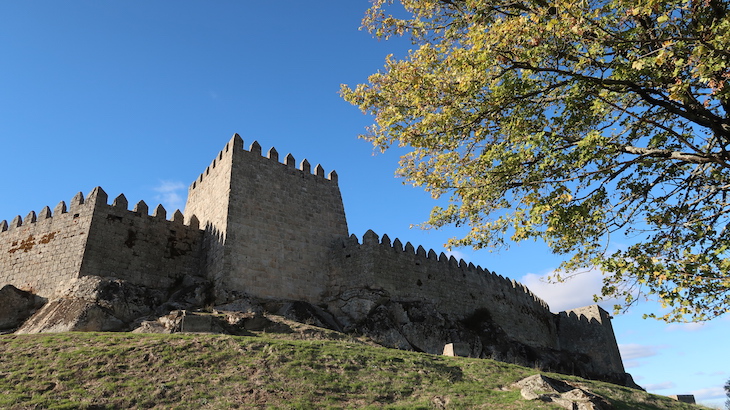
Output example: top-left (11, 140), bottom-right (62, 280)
top-left (0, 134), bottom-right (630, 384)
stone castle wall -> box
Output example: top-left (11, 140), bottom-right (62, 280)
top-left (78, 187), bottom-right (203, 290)
top-left (183, 139), bottom-right (234, 285)
top-left (185, 135), bottom-right (349, 302)
top-left (0, 134), bottom-right (626, 380)
top-left (331, 231), bottom-right (559, 349)
top-left (556, 305), bottom-right (625, 375)
top-left (0, 193), bottom-right (94, 298)
top-left (0, 187), bottom-right (203, 298)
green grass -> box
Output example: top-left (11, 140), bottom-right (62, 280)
top-left (0, 332), bottom-right (710, 409)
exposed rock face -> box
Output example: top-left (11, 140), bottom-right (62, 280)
top-left (324, 292), bottom-right (632, 386)
top-left (17, 298), bottom-right (126, 334)
top-left (0, 285), bottom-right (45, 332)
top-left (16, 275), bottom-right (212, 334)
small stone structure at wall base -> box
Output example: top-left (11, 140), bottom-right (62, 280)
top-left (443, 342), bottom-right (471, 357)
top-left (667, 395), bottom-right (696, 404)
top-left (0, 134), bottom-right (637, 387)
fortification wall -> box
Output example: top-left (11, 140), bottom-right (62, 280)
top-left (185, 134), bottom-right (349, 302)
top-left (183, 137), bottom-right (235, 283)
top-left (556, 305), bottom-right (625, 375)
top-left (79, 187), bottom-right (203, 289)
top-left (0, 192), bottom-right (94, 298)
top-left (0, 187), bottom-right (204, 298)
top-left (332, 230), bottom-right (559, 349)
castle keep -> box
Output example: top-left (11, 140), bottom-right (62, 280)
top-left (0, 134), bottom-right (630, 385)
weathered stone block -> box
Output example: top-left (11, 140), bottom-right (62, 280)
top-left (442, 343), bottom-right (470, 358)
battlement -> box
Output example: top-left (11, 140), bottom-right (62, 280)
top-left (340, 229), bottom-right (551, 313)
top-left (0, 187), bottom-right (201, 236)
top-left (189, 134), bottom-right (338, 193)
top-left (558, 306), bottom-right (608, 325)
top-left (1, 191), bottom-right (90, 235)
top-left (89, 187), bottom-right (201, 230)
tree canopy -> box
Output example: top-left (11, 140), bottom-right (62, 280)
top-left (341, 0), bottom-right (730, 322)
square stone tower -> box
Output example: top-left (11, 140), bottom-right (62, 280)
top-left (184, 134), bottom-right (349, 303)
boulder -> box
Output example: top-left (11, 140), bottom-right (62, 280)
top-left (512, 374), bottom-right (613, 410)
top-left (0, 285), bottom-right (45, 331)
top-left (16, 298), bottom-right (124, 333)
top-left (16, 275), bottom-right (212, 333)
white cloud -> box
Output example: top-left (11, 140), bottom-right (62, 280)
top-left (666, 322), bottom-right (707, 332)
top-left (445, 249), bottom-right (468, 262)
top-left (644, 381), bottom-right (676, 391)
top-left (692, 386), bottom-right (726, 401)
top-left (519, 268), bottom-right (617, 312)
top-left (618, 343), bottom-right (662, 360)
top-left (153, 180), bottom-right (186, 212)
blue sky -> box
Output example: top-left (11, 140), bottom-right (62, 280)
top-left (0, 1), bottom-right (727, 407)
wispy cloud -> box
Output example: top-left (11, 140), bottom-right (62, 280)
top-left (692, 386), bottom-right (726, 401)
top-left (666, 322), bottom-right (707, 332)
top-left (644, 381), bottom-right (676, 391)
top-left (619, 343), bottom-right (670, 369)
top-left (153, 180), bottom-right (186, 212)
top-left (619, 343), bottom-right (663, 360)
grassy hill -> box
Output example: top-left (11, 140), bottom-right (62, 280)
top-left (0, 325), bottom-right (710, 409)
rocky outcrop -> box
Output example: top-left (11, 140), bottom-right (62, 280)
top-left (16, 275), bottom-right (213, 333)
top-left (323, 289), bottom-right (636, 387)
top-left (512, 374), bottom-right (613, 409)
top-left (0, 285), bottom-right (45, 332)
top-left (4, 276), bottom-right (639, 390)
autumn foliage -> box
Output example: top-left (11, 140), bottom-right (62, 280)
top-left (342, 0), bottom-right (730, 322)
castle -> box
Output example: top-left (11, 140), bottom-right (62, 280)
top-left (0, 134), bottom-right (632, 385)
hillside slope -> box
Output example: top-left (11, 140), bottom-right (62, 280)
top-left (0, 330), bottom-right (708, 409)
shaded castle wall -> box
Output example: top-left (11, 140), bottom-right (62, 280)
top-left (332, 231), bottom-right (559, 349)
top-left (556, 305), bottom-right (625, 375)
top-left (0, 193), bottom-right (94, 298)
top-left (185, 134), bottom-right (349, 302)
top-left (78, 188), bottom-right (203, 289)
top-left (183, 138), bottom-right (235, 283)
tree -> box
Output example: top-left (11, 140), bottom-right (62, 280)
top-left (341, 0), bottom-right (730, 322)
top-left (725, 377), bottom-right (730, 410)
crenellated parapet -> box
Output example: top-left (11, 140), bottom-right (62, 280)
top-left (1, 191), bottom-right (90, 235)
top-left (338, 229), bottom-right (551, 312)
top-left (188, 133), bottom-right (338, 193)
top-left (87, 187), bottom-right (201, 229)
top-left (0, 187), bottom-right (201, 236)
